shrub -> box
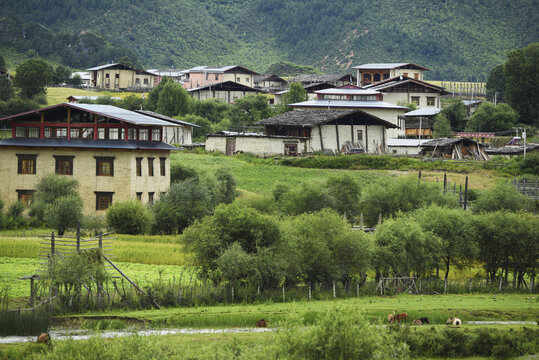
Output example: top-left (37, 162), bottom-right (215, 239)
top-left (44, 195), bottom-right (83, 236)
top-left (170, 162), bottom-right (199, 183)
top-left (518, 152), bottom-right (539, 175)
top-left (105, 200), bottom-right (152, 235)
top-left (473, 183), bottom-right (534, 213)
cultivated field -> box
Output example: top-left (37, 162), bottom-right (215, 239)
top-left (45, 87), bottom-right (142, 106)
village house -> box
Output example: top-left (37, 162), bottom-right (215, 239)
top-left (352, 63), bottom-right (428, 87)
top-left (179, 65), bottom-right (259, 90)
top-left (253, 74), bottom-right (288, 92)
top-left (0, 103), bottom-right (178, 214)
top-left (205, 109), bottom-right (397, 156)
top-left (187, 81), bottom-right (266, 104)
top-left (87, 63), bottom-right (156, 91)
top-left (288, 85), bottom-right (408, 138)
top-left (401, 107), bottom-right (441, 139)
top-left (290, 74), bottom-right (357, 88)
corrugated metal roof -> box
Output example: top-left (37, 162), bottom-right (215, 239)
top-left (67, 103), bottom-right (182, 127)
top-left (315, 88), bottom-right (381, 95)
top-left (387, 139), bottom-right (431, 147)
top-left (289, 100), bottom-right (408, 110)
top-left (0, 138), bottom-right (178, 151)
top-left (351, 63), bottom-right (429, 70)
top-left (67, 96), bottom-right (122, 101)
top-left (403, 108), bottom-right (441, 117)
top-left (86, 63), bottom-right (120, 71)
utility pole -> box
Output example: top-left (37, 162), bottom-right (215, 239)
top-left (523, 128), bottom-right (527, 157)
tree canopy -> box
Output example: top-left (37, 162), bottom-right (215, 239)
top-left (13, 59), bottom-right (52, 99)
top-left (467, 102), bottom-right (518, 133)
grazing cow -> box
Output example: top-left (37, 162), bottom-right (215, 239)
top-left (418, 317), bottom-right (430, 324)
top-left (37, 333), bottom-right (51, 344)
top-left (412, 319), bottom-right (423, 325)
top-left (256, 319), bottom-right (268, 327)
top-left (446, 317), bottom-right (462, 325)
top-left (387, 313), bottom-right (395, 323)
top-left (392, 312), bottom-right (408, 323)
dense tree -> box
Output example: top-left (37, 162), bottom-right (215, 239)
top-left (13, 59), bottom-right (52, 99)
top-left (278, 179), bottom-right (336, 215)
top-left (325, 173), bottom-right (361, 218)
top-left (0, 98), bottom-right (39, 117)
top-left (360, 177), bottom-right (457, 226)
top-left (30, 174), bottom-right (80, 222)
top-left (51, 65), bottom-right (72, 85)
top-left (145, 77), bottom-right (173, 111)
top-left (66, 74), bottom-right (83, 87)
top-left (0, 54), bottom-right (6, 72)
top-left (467, 102), bottom-right (517, 133)
top-left (281, 82), bottom-right (308, 107)
top-left (228, 94), bottom-right (271, 130)
top-left (118, 56), bottom-right (135, 68)
top-left (156, 81), bottom-right (191, 117)
top-left (44, 195), bottom-right (83, 236)
top-left (214, 168), bottom-right (237, 204)
top-left (473, 183), bottom-right (534, 213)
top-left (192, 98), bottom-right (232, 124)
top-left (105, 200), bottom-right (152, 234)
top-left (119, 94), bottom-right (143, 111)
top-left (441, 100), bottom-right (467, 130)
top-left (432, 113), bottom-right (453, 138)
top-left (0, 76), bottom-right (14, 101)
top-left (485, 64), bottom-right (505, 102)
top-left (504, 43), bottom-right (539, 126)
top-left (182, 114), bottom-right (212, 142)
top-left (413, 206), bottom-right (477, 280)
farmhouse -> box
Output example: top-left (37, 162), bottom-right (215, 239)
top-left (290, 74), bottom-right (357, 87)
top-left (364, 75), bottom-right (447, 109)
top-left (0, 103), bottom-right (178, 213)
top-left (87, 63), bottom-right (156, 91)
top-left (352, 63), bottom-right (429, 87)
top-left (206, 109), bottom-right (397, 156)
top-left (288, 85), bottom-right (408, 138)
top-left (187, 81), bottom-right (266, 104)
top-left (401, 107), bottom-right (441, 139)
top-left (179, 65), bottom-right (259, 90)
top-left (253, 74), bottom-right (288, 92)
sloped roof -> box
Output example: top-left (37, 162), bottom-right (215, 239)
top-left (403, 107), bottom-right (441, 117)
top-left (186, 65), bottom-right (259, 75)
top-left (254, 74), bottom-right (287, 83)
top-left (352, 63), bottom-right (429, 71)
top-left (187, 80), bottom-right (265, 93)
top-left (86, 63), bottom-right (155, 76)
top-left (364, 76), bottom-right (447, 94)
top-left (256, 109), bottom-right (397, 128)
top-left (0, 138), bottom-right (177, 151)
top-left (289, 99), bottom-right (408, 110)
top-left (135, 110), bottom-right (200, 127)
top-left (315, 88), bottom-right (381, 96)
top-left (290, 74), bottom-right (357, 83)
top-left (421, 137), bottom-right (480, 148)
top-left (0, 103), bottom-right (181, 127)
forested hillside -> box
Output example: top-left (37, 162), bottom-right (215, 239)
top-left (0, 0), bottom-right (537, 80)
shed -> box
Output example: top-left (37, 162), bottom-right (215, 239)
top-left (420, 138), bottom-right (489, 160)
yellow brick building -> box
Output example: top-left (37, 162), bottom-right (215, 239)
top-left (0, 103), bottom-right (179, 214)
top-left (87, 63), bottom-right (156, 90)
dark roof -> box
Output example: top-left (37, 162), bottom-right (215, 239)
top-left (135, 110), bottom-right (201, 127)
top-left (86, 63), bottom-right (155, 76)
top-left (303, 83), bottom-right (335, 91)
top-left (421, 138), bottom-right (481, 148)
top-left (256, 109), bottom-right (397, 128)
top-left (485, 144), bottom-right (539, 154)
top-left (290, 74), bottom-right (357, 83)
top-left (364, 76), bottom-right (448, 94)
top-left (207, 131), bottom-right (306, 139)
top-left (0, 138), bottom-right (177, 151)
top-left (254, 74), bottom-right (288, 83)
top-left (352, 63), bottom-right (429, 71)
top-left (187, 80), bottom-right (266, 93)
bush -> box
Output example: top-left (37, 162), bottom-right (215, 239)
top-left (473, 183), bottom-right (534, 213)
top-left (105, 200), bottom-right (152, 235)
top-left (44, 195), bottom-right (83, 236)
top-left (170, 163), bottom-right (199, 183)
top-left (518, 152), bottom-right (539, 175)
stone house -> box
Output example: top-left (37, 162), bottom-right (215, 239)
top-left (87, 63), bottom-right (156, 91)
top-left (179, 65), bottom-right (259, 90)
top-left (187, 81), bottom-right (266, 104)
top-left (0, 103), bottom-right (178, 214)
top-left (352, 63), bottom-right (429, 87)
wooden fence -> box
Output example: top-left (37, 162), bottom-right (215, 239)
top-left (510, 177), bottom-right (539, 199)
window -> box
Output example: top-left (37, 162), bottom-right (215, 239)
top-left (148, 157), bottom-right (154, 176)
top-left (160, 157), bottom-right (166, 176)
top-left (106, 74), bottom-right (110, 78)
top-left (44, 127), bottom-right (67, 138)
top-left (363, 74), bottom-right (371, 83)
top-left (70, 127), bottom-right (94, 139)
top-left (403, 72), bottom-right (409, 77)
top-left (135, 78), bottom-right (141, 85)
top-left (383, 72), bottom-right (390, 80)
top-left (414, 73), bottom-right (419, 80)
top-left (109, 128), bottom-right (124, 140)
top-left (17, 190), bottom-right (34, 207)
top-left (427, 97), bottom-right (436, 106)
top-left (357, 130), bottom-right (363, 141)
top-left (373, 73), bottom-right (381, 82)
top-left (284, 143), bottom-right (298, 156)
top-left (136, 192), bottom-right (142, 201)
top-left (136, 157), bottom-right (142, 176)
top-left (148, 192), bottom-right (154, 204)
top-left (411, 96), bottom-right (420, 106)
top-left (98, 128), bottom-right (107, 140)
top-left (54, 156), bottom-right (74, 175)
top-left (17, 154), bottom-right (37, 174)
top-left (128, 128), bottom-right (137, 140)
top-left (15, 127), bottom-right (39, 138)
top-left (139, 129), bottom-right (149, 141)
top-left (95, 192), bottom-right (113, 210)
top-left (236, 77), bottom-right (240, 82)
top-left (151, 129), bottom-right (161, 141)
top-left (215, 74), bottom-right (219, 80)
top-left (144, 78), bottom-right (149, 85)
top-left (95, 157), bottom-right (114, 176)
top-left (115, 74), bottom-right (119, 79)
top-left (246, 77), bottom-right (249, 83)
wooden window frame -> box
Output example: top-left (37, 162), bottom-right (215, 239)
top-left (427, 97), bottom-right (436, 106)
top-left (95, 156), bottom-right (115, 176)
top-left (159, 157), bottom-right (166, 176)
top-left (411, 96), bottom-right (420, 106)
top-left (54, 156), bottom-right (74, 175)
top-left (17, 189), bottom-right (35, 207)
top-left (148, 192), bottom-right (154, 204)
top-left (148, 157), bottom-right (154, 177)
top-left (17, 154), bottom-right (37, 174)
top-left (95, 192), bottom-right (113, 211)
top-left (136, 192), bottom-right (142, 201)
top-left (136, 157), bottom-right (142, 176)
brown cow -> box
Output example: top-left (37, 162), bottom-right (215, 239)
top-left (37, 333), bottom-right (51, 344)
top-left (256, 319), bottom-right (268, 327)
top-left (392, 312), bottom-right (408, 323)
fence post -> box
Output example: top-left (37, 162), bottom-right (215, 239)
top-left (308, 284), bottom-right (311, 300)
top-left (356, 282), bottom-right (359, 297)
top-left (464, 176), bottom-right (468, 210)
top-left (468, 279), bottom-right (472, 293)
top-left (76, 222), bottom-right (81, 252)
top-left (333, 281), bottom-right (336, 298)
top-left (50, 231), bottom-right (55, 257)
top-left (99, 232), bottom-right (103, 250)
top-left (231, 285), bottom-right (234, 302)
top-left (282, 284), bottom-right (285, 302)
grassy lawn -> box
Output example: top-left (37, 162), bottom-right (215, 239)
top-left (66, 294), bottom-right (539, 328)
top-left (45, 87), bottom-right (142, 106)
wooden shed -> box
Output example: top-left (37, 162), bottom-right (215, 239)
top-left (420, 138), bottom-right (489, 160)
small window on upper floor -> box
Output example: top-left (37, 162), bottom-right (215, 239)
top-left (54, 156), bottom-right (74, 175)
top-left (152, 129), bottom-right (161, 141)
top-left (106, 74), bottom-right (110, 78)
top-left (148, 157), bottom-right (154, 177)
top-left (144, 78), bottom-right (149, 85)
top-left (128, 128), bottom-right (137, 140)
top-left (139, 129), bottom-right (149, 141)
top-left (148, 192), bottom-right (154, 204)
top-left (95, 157), bottom-right (114, 176)
top-left (236, 77), bottom-right (240, 82)
top-left (246, 77), bottom-right (249, 83)
top-left (215, 74), bottom-right (219, 80)
top-left (427, 97), bottom-right (436, 107)
top-left (115, 74), bottom-right (119, 79)
top-left (411, 96), bottom-right (420, 106)
top-left (160, 157), bottom-right (166, 176)
top-left (136, 157), bottom-right (142, 176)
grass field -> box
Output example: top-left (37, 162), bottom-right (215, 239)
top-left (45, 87), bottom-right (142, 106)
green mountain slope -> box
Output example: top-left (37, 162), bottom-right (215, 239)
top-left (0, 0), bottom-right (537, 80)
